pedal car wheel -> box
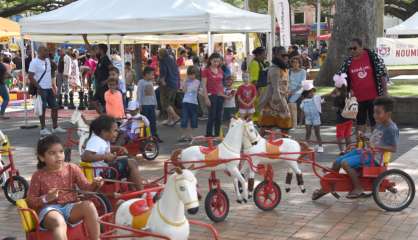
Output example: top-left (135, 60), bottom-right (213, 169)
top-left (141, 139), bottom-right (159, 161)
top-left (3, 175), bottom-right (29, 205)
top-left (254, 180), bottom-right (281, 211)
top-left (373, 169), bottom-right (415, 212)
top-left (205, 189), bottom-right (229, 222)
top-left (87, 193), bottom-right (113, 216)
top-left (64, 148), bottom-right (72, 162)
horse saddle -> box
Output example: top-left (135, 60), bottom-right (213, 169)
top-left (265, 139), bottom-right (283, 157)
top-left (130, 199), bottom-right (152, 229)
top-left (200, 146), bottom-right (220, 167)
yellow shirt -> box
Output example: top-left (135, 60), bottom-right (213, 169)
top-left (248, 60), bottom-right (260, 83)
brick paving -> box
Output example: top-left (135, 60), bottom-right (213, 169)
top-left (0, 114), bottom-right (417, 239)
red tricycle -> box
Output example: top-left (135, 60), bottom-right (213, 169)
top-left (306, 141), bottom-right (416, 212)
top-left (0, 132), bottom-right (29, 204)
top-left (79, 162), bottom-right (164, 216)
top-left (65, 123), bottom-right (159, 161)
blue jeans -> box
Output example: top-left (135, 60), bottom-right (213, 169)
top-left (181, 102), bottom-right (198, 129)
top-left (206, 95), bottom-right (224, 137)
top-left (141, 105), bottom-right (157, 137)
top-left (0, 83), bottom-right (9, 115)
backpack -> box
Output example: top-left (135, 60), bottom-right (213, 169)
top-left (341, 94), bottom-right (358, 119)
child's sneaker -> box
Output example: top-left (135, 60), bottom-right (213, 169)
top-left (317, 146), bottom-right (324, 153)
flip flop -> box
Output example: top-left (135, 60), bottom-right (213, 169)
top-left (169, 118), bottom-right (181, 127)
top-left (346, 192), bottom-right (367, 199)
top-left (312, 189), bottom-right (327, 201)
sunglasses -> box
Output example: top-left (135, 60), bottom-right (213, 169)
top-left (348, 47), bottom-right (358, 51)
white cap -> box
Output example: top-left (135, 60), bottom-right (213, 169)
top-left (302, 80), bottom-right (315, 91)
top-left (127, 101), bottom-right (139, 111)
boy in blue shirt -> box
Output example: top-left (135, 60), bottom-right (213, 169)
top-left (312, 96), bottom-right (399, 199)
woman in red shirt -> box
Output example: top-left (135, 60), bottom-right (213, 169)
top-left (202, 53), bottom-right (227, 137)
top-left (27, 135), bottom-right (103, 240)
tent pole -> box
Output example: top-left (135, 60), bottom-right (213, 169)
top-left (30, 40), bottom-right (35, 59)
top-left (244, 0), bottom-right (250, 58)
top-left (267, 32), bottom-right (273, 61)
top-left (222, 37), bottom-right (225, 56)
top-left (120, 37), bottom-right (125, 92)
top-left (20, 38), bottom-right (38, 129)
top-left (107, 35), bottom-right (111, 58)
top-left (207, 31), bottom-right (213, 55)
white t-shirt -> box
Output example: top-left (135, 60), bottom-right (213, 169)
top-left (223, 88), bottom-right (236, 108)
top-left (28, 57), bottom-right (52, 89)
top-left (84, 134), bottom-right (110, 174)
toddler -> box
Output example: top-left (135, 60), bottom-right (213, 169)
top-left (300, 81), bottom-right (323, 152)
top-left (237, 73), bottom-right (257, 119)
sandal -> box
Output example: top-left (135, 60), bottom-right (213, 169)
top-left (346, 192), bottom-right (367, 199)
top-left (312, 189), bottom-right (327, 200)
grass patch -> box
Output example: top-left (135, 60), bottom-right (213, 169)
top-left (317, 83), bottom-right (418, 97)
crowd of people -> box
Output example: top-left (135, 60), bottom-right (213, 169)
top-left (0, 35), bottom-right (402, 239)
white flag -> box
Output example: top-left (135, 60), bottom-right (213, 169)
top-left (272, 0), bottom-right (291, 48)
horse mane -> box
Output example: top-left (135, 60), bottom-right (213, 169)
top-left (298, 141), bottom-right (313, 162)
top-left (170, 149), bottom-right (184, 169)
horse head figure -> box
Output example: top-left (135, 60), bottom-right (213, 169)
top-left (115, 168), bottom-right (199, 240)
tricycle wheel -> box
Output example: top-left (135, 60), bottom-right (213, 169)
top-left (205, 189), bottom-right (229, 222)
top-left (373, 169), bottom-right (415, 212)
top-left (3, 175), bottom-right (28, 205)
top-left (141, 139), bottom-right (159, 161)
top-left (64, 148), bottom-right (72, 162)
top-left (87, 193), bottom-right (112, 216)
top-left (254, 180), bottom-right (281, 211)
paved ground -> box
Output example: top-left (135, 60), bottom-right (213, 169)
top-left (1, 112), bottom-right (418, 239)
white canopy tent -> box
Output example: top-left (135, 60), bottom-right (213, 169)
top-left (18, 0), bottom-right (271, 127)
top-left (28, 33), bottom-right (249, 45)
top-left (20, 0), bottom-right (271, 35)
top-left (386, 12), bottom-right (418, 35)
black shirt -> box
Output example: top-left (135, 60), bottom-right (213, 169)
top-left (334, 95), bottom-right (351, 124)
top-left (94, 55), bottom-right (112, 88)
top-left (58, 56), bottom-right (64, 74)
top-left (0, 63), bottom-right (6, 84)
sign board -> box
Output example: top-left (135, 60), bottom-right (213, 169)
top-left (376, 38), bottom-right (418, 65)
top-left (272, 0), bottom-right (291, 48)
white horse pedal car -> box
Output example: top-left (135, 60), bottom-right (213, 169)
top-left (113, 168), bottom-right (205, 240)
top-left (170, 117), bottom-right (258, 222)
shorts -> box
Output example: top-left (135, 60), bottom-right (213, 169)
top-left (160, 86), bottom-right (177, 110)
top-left (104, 157), bottom-right (129, 179)
top-left (39, 203), bottom-right (81, 231)
top-left (357, 100), bottom-right (376, 126)
top-left (127, 85), bottom-right (135, 91)
top-left (239, 108), bottom-right (255, 115)
top-left (305, 113), bottom-right (321, 126)
top-left (39, 89), bottom-right (58, 110)
top-left (336, 120), bottom-right (353, 139)
top-left (223, 107), bottom-right (237, 122)
top-left (335, 149), bottom-right (377, 169)
top-left (181, 102), bottom-right (198, 129)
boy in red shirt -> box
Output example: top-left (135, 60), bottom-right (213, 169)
top-left (237, 74), bottom-right (257, 119)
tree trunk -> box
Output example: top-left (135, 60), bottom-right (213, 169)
top-left (316, 0), bottom-right (384, 86)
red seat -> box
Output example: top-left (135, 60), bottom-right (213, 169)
top-left (16, 199), bottom-right (89, 240)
